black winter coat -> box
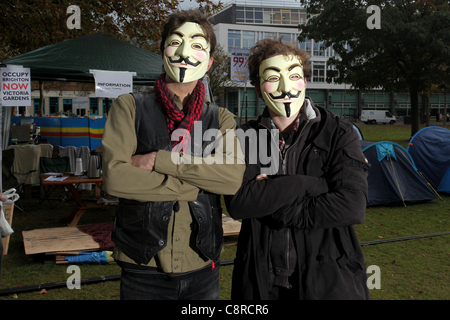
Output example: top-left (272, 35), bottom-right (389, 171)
top-left (225, 101), bottom-right (370, 300)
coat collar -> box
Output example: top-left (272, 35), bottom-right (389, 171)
top-left (257, 97), bottom-right (339, 153)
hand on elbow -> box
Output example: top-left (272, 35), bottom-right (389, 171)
top-left (131, 152), bottom-right (157, 171)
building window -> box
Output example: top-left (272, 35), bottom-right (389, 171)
top-left (245, 9), bottom-right (253, 22)
top-left (299, 11), bottom-right (307, 25)
top-left (236, 7), bottom-right (244, 22)
top-left (263, 9), bottom-right (272, 24)
top-left (279, 33), bottom-right (292, 43)
top-left (272, 9), bottom-right (282, 24)
top-left (255, 8), bottom-right (263, 23)
top-left (63, 99), bottom-right (72, 113)
top-left (49, 97), bottom-right (58, 114)
top-left (248, 7), bottom-right (306, 26)
top-left (313, 62), bottom-right (326, 83)
top-left (264, 32), bottom-right (276, 39)
top-left (313, 41), bottom-right (326, 56)
top-left (236, 7), bottom-right (306, 26)
top-left (300, 38), bottom-right (312, 55)
top-left (281, 9), bottom-right (291, 24)
top-left (228, 30), bottom-right (241, 49)
top-left (33, 98), bottom-right (43, 115)
top-left (291, 9), bottom-right (299, 25)
top-left (242, 31), bottom-right (255, 49)
top-left (90, 98), bottom-right (99, 115)
top-left (103, 99), bottom-right (112, 116)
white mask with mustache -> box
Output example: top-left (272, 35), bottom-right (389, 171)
top-left (163, 22), bottom-right (211, 83)
top-left (259, 54), bottom-right (307, 117)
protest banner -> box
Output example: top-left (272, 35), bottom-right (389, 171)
top-left (1, 66), bottom-right (31, 106)
top-left (230, 49), bottom-right (250, 83)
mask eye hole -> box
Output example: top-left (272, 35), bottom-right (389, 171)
top-left (170, 40), bottom-right (181, 46)
top-left (289, 74), bottom-right (302, 81)
top-left (266, 76), bottom-right (279, 82)
top-left (191, 43), bottom-right (203, 50)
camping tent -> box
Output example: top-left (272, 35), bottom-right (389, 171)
top-left (362, 141), bottom-right (438, 206)
top-left (1, 33), bottom-right (161, 84)
top-left (353, 123), bottom-right (364, 140)
top-left (407, 126), bottom-right (450, 193)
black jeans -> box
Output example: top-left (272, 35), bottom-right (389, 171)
top-left (119, 264), bottom-right (220, 300)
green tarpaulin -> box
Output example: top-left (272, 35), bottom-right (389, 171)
top-left (1, 33), bottom-right (161, 85)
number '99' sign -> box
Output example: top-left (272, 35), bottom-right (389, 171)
top-left (231, 49), bottom-right (250, 82)
top-left (233, 56), bottom-right (248, 68)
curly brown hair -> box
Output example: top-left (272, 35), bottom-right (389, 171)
top-left (248, 38), bottom-right (311, 88)
top-left (160, 10), bottom-right (217, 56)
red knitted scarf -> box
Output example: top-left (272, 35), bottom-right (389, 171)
top-left (154, 73), bottom-right (205, 152)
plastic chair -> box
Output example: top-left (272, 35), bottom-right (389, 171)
top-left (39, 157), bottom-right (71, 208)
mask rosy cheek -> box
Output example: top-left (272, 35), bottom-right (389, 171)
top-left (294, 80), bottom-right (305, 91)
top-left (263, 83), bottom-right (276, 93)
top-left (194, 51), bottom-right (207, 61)
top-left (165, 47), bottom-right (176, 57)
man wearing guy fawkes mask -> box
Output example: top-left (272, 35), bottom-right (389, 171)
top-left (225, 38), bottom-right (370, 300)
top-left (102, 10), bottom-right (244, 300)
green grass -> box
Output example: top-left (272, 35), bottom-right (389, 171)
top-left (358, 123), bottom-right (413, 148)
top-left (357, 196), bottom-right (450, 300)
top-left (1, 123), bottom-right (450, 300)
top-left (356, 122), bottom-right (450, 300)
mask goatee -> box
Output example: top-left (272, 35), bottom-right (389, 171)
top-left (284, 103), bottom-right (291, 118)
top-left (179, 68), bottom-right (186, 83)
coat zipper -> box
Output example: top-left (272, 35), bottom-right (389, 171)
top-left (261, 119), bottom-right (314, 274)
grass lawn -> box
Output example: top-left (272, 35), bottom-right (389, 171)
top-left (1, 122), bottom-right (449, 300)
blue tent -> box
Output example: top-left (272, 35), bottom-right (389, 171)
top-left (362, 141), bottom-right (438, 206)
top-left (407, 126), bottom-right (450, 193)
top-left (353, 123), bottom-right (364, 140)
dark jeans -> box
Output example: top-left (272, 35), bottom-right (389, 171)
top-left (120, 264), bottom-right (220, 300)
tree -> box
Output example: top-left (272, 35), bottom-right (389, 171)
top-left (208, 45), bottom-right (231, 102)
top-left (208, 45), bottom-right (248, 109)
top-left (436, 64), bottom-right (450, 128)
top-left (299, 0), bottom-right (450, 137)
top-left (0, 0), bottom-right (223, 60)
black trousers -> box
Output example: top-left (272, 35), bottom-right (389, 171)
top-left (119, 264), bottom-right (220, 300)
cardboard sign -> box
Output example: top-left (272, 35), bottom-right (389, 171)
top-left (1, 66), bottom-right (31, 106)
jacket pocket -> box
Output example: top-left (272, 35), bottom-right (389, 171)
top-left (341, 148), bottom-right (369, 199)
top-left (335, 227), bottom-right (365, 275)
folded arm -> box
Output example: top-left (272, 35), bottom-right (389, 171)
top-left (102, 94), bottom-right (199, 202)
top-left (225, 127), bottom-right (368, 229)
top-left (153, 108), bottom-right (246, 195)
